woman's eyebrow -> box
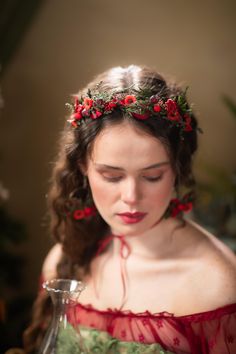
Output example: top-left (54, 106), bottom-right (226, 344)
top-left (94, 162), bottom-right (170, 171)
top-left (142, 162), bottom-right (170, 170)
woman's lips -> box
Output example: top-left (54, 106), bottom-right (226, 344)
top-left (117, 212), bottom-right (147, 224)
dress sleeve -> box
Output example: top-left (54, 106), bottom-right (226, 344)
top-left (182, 304), bottom-right (236, 354)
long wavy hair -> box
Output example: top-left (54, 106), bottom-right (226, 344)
top-left (23, 65), bottom-right (198, 352)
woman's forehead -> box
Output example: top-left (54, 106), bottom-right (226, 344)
top-left (89, 122), bottom-right (170, 167)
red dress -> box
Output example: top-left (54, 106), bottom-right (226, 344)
top-left (72, 301), bottom-right (236, 354)
top-left (40, 231), bottom-right (236, 353)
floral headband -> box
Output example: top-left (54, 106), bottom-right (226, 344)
top-left (66, 83), bottom-right (201, 136)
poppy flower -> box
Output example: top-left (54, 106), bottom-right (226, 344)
top-left (124, 95), bottom-right (136, 105)
top-left (83, 97), bottom-right (93, 110)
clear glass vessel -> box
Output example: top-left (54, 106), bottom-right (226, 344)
top-left (38, 278), bottom-right (87, 354)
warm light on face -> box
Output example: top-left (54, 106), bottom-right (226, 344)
top-left (85, 121), bottom-right (176, 236)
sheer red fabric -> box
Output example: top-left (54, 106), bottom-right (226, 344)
top-left (73, 302), bottom-right (236, 354)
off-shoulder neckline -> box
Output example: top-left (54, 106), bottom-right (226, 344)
top-left (77, 301), bottom-right (236, 322)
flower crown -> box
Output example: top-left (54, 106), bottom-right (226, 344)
top-left (66, 83), bottom-right (200, 136)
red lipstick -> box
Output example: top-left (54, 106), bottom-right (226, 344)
top-left (117, 212), bottom-right (147, 224)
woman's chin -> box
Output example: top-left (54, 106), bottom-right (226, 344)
top-left (110, 221), bottom-right (150, 237)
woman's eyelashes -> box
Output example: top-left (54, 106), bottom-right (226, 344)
top-left (144, 175), bottom-right (163, 182)
top-left (101, 173), bottom-right (163, 183)
top-left (103, 175), bottom-right (122, 182)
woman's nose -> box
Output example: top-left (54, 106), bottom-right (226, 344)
top-left (120, 178), bottom-right (142, 205)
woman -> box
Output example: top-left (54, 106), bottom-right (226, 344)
top-left (24, 65), bottom-right (236, 353)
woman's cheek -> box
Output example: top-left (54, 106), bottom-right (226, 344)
top-left (89, 176), bottom-right (115, 208)
top-left (149, 179), bottom-right (174, 209)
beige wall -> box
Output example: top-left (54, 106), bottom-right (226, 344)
top-left (1, 0), bottom-right (236, 293)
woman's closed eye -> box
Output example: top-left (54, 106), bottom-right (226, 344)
top-left (101, 174), bottom-right (163, 183)
top-left (144, 175), bottom-right (163, 182)
top-left (102, 174), bottom-right (123, 182)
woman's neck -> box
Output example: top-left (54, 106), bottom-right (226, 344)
top-left (111, 217), bottom-right (184, 260)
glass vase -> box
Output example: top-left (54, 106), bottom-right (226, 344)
top-left (38, 278), bottom-right (87, 354)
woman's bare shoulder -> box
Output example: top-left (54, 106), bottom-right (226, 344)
top-left (42, 243), bottom-right (63, 280)
top-left (186, 219), bottom-right (236, 262)
top-left (185, 219), bottom-right (236, 308)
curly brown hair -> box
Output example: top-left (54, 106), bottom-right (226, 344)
top-left (23, 65), bottom-right (199, 353)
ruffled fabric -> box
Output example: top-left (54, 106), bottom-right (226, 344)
top-left (69, 302), bottom-right (236, 354)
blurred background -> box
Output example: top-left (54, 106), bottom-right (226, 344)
top-left (0, 0), bottom-right (236, 350)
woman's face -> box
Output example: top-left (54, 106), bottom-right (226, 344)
top-left (85, 121), bottom-right (176, 236)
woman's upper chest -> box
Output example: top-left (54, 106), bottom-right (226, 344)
top-left (78, 253), bottom-right (204, 315)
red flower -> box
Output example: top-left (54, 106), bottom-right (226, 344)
top-left (71, 121), bottom-right (78, 128)
top-left (171, 207), bottom-right (180, 217)
top-left (168, 111), bottom-right (181, 121)
top-left (150, 95), bottom-right (158, 103)
top-left (73, 207), bottom-right (96, 220)
top-left (72, 100), bottom-right (83, 120)
top-left (73, 209), bottom-right (85, 220)
top-left (119, 98), bottom-right (126, 105)
top-left (170, 199), bottom-right (193, 217)
top-left (166, 99), bottom-right (181, 121)
top-left (75, 103), bottom-right (83, 113)
top-left (183, 202), bottom-right (193, 212)
top-left (95, 110), bottom-right (102, 118)
top-left (83, 97), bottom-right (93, 110)
top-left (82, 109), bottom-right (90, 117)
top-left (166, 99), bottom-right (178, 114)
top-left (184, 114), bottom-right (191, 124)
top-left (124, 95), bottom-right (136, 105)
top-left (132, 112), bottom-right (150, 120)
top-left (104, 102), bottom-right (117, 111)
top-left (90, 110), bottom-right (102, 119)
top-left (153, 104), bottom-right (161, 112)
top-left (183, 114), bottom-right (193, 131)
top-left (71, 112), bottom-right (82, 120)
top-left (184, 124), bottom-right (193, 132)
top-left (84, 207), bottom-right (96, 217)
top-left (74, 97), bottom-right (79, 110)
